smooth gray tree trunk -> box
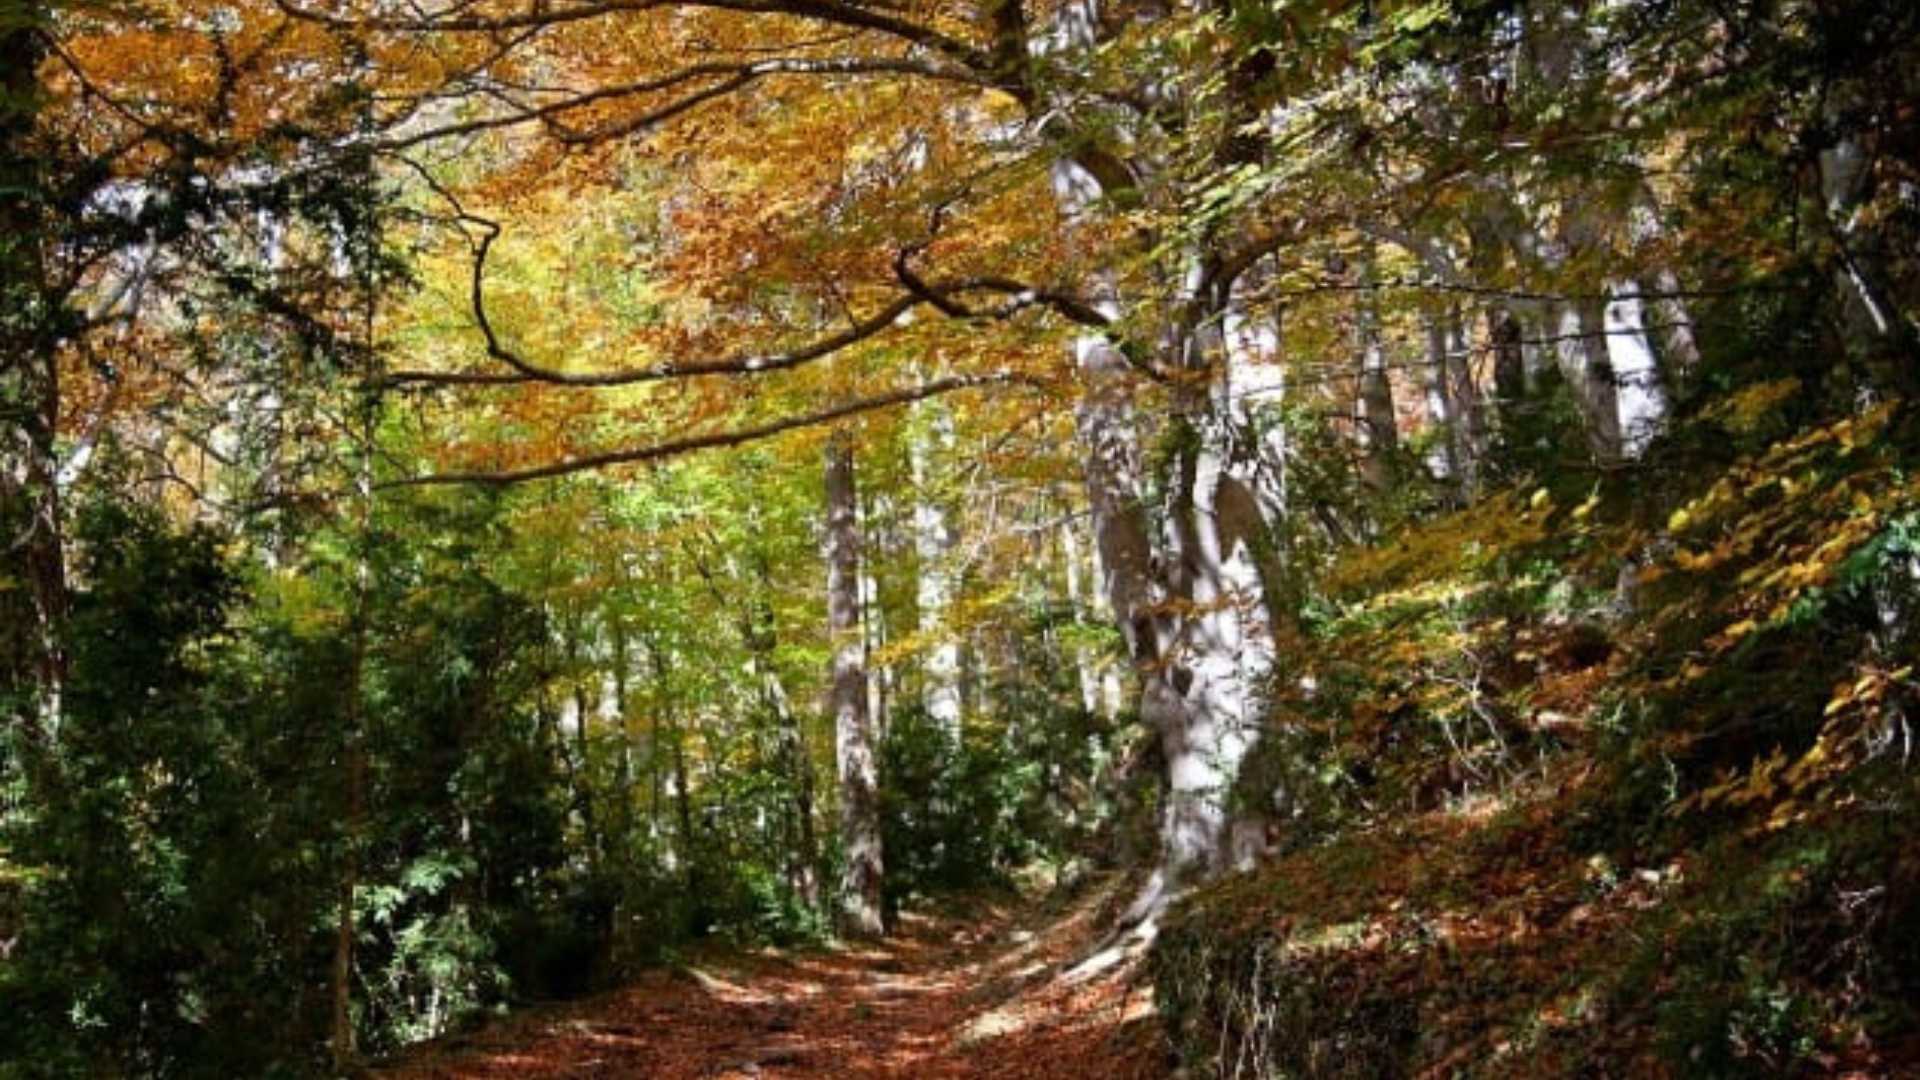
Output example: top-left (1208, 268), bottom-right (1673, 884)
top-left (1355, 289), bottom-right (1399, 492)
top-left (908, 403), bottom-right (963, 735)
top-left (825, 430), bottom-right (883, 937)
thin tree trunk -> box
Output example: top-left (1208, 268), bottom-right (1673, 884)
top-left (825, 430), bottom-right (883, 937)
top-left (568, 626), bottom-right (599, 869)
top-left (909, 404), bottom-right (963, 735)
top-left (750, 552), bottom-right (818, 911)
top-left (1059, 520), bottom-right (1103, 716)
top-left (1490, 308), bottom-right (1526, 420)
top-left (856, 487), bottom-right (890, 745)
top-left (1355, 287), bottom-right (1399, 492)
top-left (1816, 108), bottom-right (1918, 371)
top-left (608, 616), bottom-right (633, 862)
top-left (332, 389), bottom-right (379, 1074)
top-left (1423, 311), bottom-right (1463, 486)
top-left (650, 645), bottom-right (696, 897)
top-left (1443, 305), bottom-right (1483, 493)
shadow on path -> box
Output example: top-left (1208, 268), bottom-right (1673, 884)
top-left (373, 879), bottom-right (1167, 1079)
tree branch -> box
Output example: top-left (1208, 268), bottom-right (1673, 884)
top-left (384, 204), bottom-right (1109, 388)
top-left (383, 55), bottom-right (991, 150)
top-left (381, 372), bottom-right (1040, 487)
top-left (277, 0), bottom-right (991, 71)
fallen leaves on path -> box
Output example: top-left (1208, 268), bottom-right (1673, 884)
top-left (374, 884), bottom-right (1168, 1079)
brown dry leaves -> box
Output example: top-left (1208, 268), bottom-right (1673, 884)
top-left (374, 884), bottom-right (1167, 1080)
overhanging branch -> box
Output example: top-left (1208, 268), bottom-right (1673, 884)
top-left (381, 372), bottom-right (1043, 487)
top-left (384, 215), bottom-right (1114, 388)
top-left (276, 0), bottom-right (991, 72)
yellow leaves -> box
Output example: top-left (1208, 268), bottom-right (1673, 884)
top-left (1675, 660), bottom-right (1915, 827)
top-left (1328, 490), bottom-right (1550, 596)
top-left (1705, 377), bottom-right (1800, 434)
top-left (1569, 488), bottom-right (1601, 525)
top-left (1820, 664), bottom-right (1912, 720)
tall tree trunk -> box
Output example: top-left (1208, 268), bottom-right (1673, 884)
top-left (607, 617), bottom-right (634, 868)
top-left (1, 15), bottom-right (65, 738)
top-left (825, 430), bottom-right (883, 937)
top-left (566, 626), bottom-right (600, 868)
top-left (1423, 311), bottom-right (1463, 487)
top-left (909, 404), bottom-right (963, 735)
top-left (750, 552), bottom-right (818, 911)
top-left (1489, 309), bottom-right (1527, 420)
top-left (1816, 105), bottom-right (1917, 373)
top-left (856, 486), bottom-right (890, 745)
top-left (1058, 519), bottom-right (1104, 716)
top-left (1605, 281), bottom-right (1669, 456)
top-left (650, 645), bottom-right (697, 898)
top-left (1551, 298), bottom-right (1623, 461)
top-left (1354, 287), bottom-right (1399, 492)
top-left (332, 397), bottom-right (378, 1073)
top-left (1648, 267), bottom-right (1701, 376)
top-left (1443, 305), bottom-right (1484, 492)
top-left (1072, 318), bottom-right (1273, 919)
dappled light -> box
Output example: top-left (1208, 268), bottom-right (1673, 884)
top-left (377, 882), bottom-right (1164, 1079)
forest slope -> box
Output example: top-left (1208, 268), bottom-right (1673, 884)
top-left (1151, 399), bottom-right (1920, 1077)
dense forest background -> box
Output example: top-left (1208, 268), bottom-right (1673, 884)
top-left (3, 0), bottom-right (1918, 1074)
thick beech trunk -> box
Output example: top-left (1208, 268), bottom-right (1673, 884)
top-left (1605, 282), bottom-right (1669, 456)
top-left (1073, 323), bottom-right (1274, 916)
top-left (1551, 298), bottom-right (1623, 461)
top-left (825, 431), bottom-right (883, 937)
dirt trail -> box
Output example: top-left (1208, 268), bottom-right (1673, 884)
top-left (373, 882), bottom-right (1168, 1079)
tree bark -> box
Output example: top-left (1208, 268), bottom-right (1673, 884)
top-left (1, 15), bottom-right (66, 738)
top-left (1058, 519), bottom-right (1104, 717)
top-left (1605, 281), bottom-right (1669, 456)
top-left (751, 551), bottom-right (819, 911)
top-left (1423, 310), bottom-right (1462, 486)
top-left (825, 430), bottom-right (883, 937)
top-left (1551, 298), bottom-right (1623, 461)
top-left (1354, 287), bottom-right (1399, 492)
top-left (1071, 307), bottom-right (1273, 918)
top-left (909, 403), bottom-right (964, 735)
top-left (1816, 106), bottom-right (1917, 371)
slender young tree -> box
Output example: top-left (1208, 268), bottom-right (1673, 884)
top-left (824, 429), bottom-right (883, 936)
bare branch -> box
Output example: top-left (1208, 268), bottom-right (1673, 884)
top-left (276, 0), bottom-right (991, 71)
top-left (381, 372), bottom-right (1042, 487)
top-left (389, 59), bottom-right (987, 152)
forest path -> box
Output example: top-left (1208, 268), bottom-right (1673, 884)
top-left (373, 880), bottom-right (1168, 1079)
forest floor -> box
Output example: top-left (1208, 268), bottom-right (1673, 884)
top-left (372, 879), bottom-right (1169, 1079)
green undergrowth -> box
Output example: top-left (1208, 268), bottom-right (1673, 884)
top-left (1153, 393), bottom-right (1920, 1077)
